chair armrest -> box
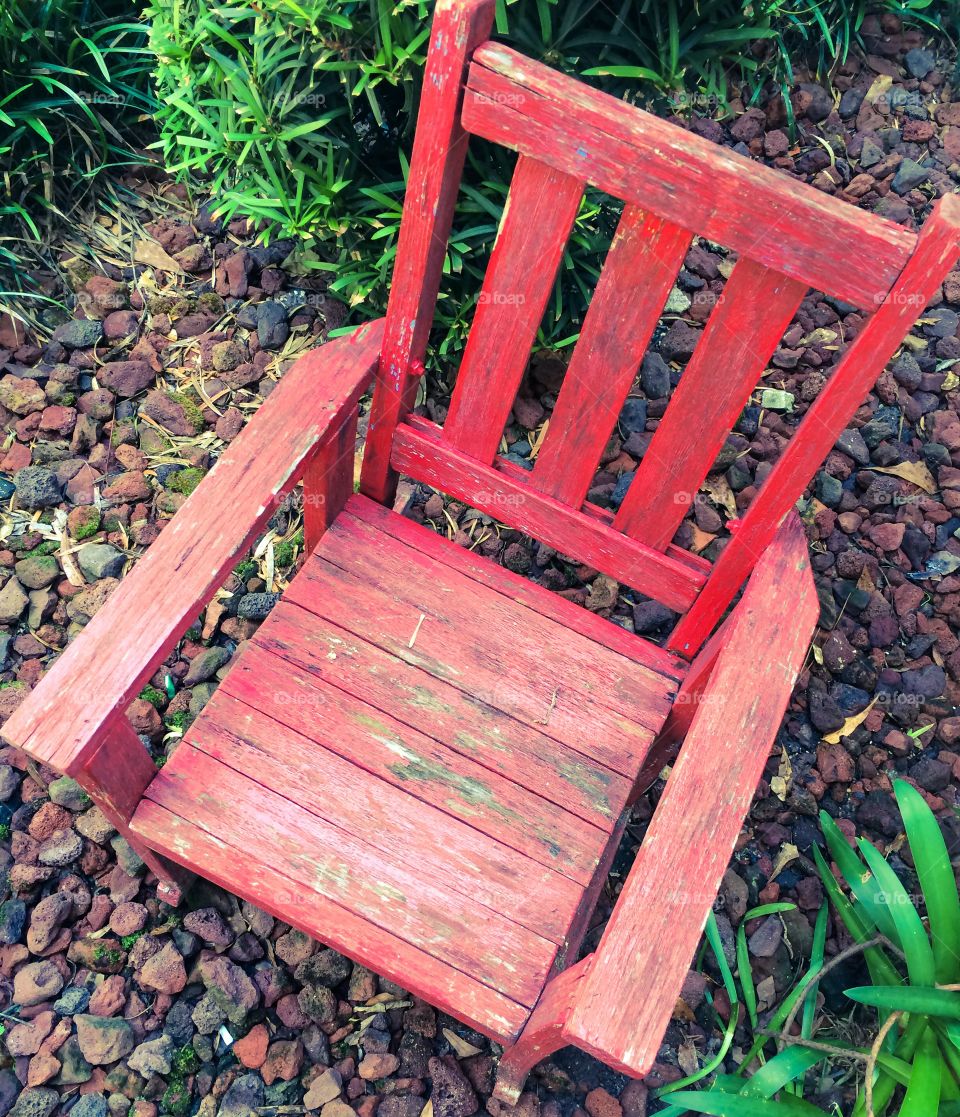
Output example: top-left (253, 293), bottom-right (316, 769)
top-left (2, 319), bottom-right (384, 777)
top-left (563, 511), bottom-right (819, 1075)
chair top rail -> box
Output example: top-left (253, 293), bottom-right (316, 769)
top-left (464, 42), bottom-right (917, 311)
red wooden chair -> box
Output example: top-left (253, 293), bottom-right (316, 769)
top-left (6, 0), bottom-right (960, 1098)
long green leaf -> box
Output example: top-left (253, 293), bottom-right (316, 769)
top-left (846, 985), bottom-right (960, 1018)
top-left (894, 779), bottom-right (960, 984)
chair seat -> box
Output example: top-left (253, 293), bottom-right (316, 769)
top-left (131, 494), bottom-right (684, 1041)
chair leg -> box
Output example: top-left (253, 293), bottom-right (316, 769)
top-left (493, 960), bottom-right (591, 1104)
top-left (79, 720), bottom-right (194, 905)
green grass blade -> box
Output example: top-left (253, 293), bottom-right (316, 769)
top-left (894, 779), bottom-right (960, 983)
top-left (846, 985), bottom-right (960, 1018)
top-left (900, 1024), bottom-right (940, 1116)
top-left (858, 840), bottom-right (935, 987)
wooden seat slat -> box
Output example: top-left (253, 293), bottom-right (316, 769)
top-left (348, 494), bottom-right (688, 679)
top-left (319, 511), bottom-right (676, 726)
top-left (285, 553), bottom-right (657, 777)
top-left (143, 744), bottom-right (560, 1003)
top-left (252, 600), bottom-right (631, 830)
top-left (219, 637), bottom-right (605, 885)
top-left (179, 686), bottom-right (583, 942)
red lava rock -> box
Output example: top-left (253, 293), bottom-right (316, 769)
top-left (585, 1089), bottom-right (623, 1117)
top-left (13, 959), bottom-right (65, 1005)
top-left (102, 310), bottom-right (139, 340)
top-left (817, 741), bottom-right (856, 783)
top-left (102, 471), bottom-right (152, 503)
top-left (141, 391), bottom-right (200, 437)
top-left (359, 1054), bottom-right (400, 1080)
top-left (276, 992), bottom-right (310, 1029)
top-left (109, 901), bottom-right (148, 937)
top-left (182, 906), bottom-right (234, 946)
top-left (98, 361), bottom-right (155, 398)
top-left (28, 802), bottom-right (73, 840)
top-left (262, 1038), bottom-right (305, 1085)
top-left (6, 1010), bottom-right (56, 1056)
top-left (223, 251), bottom-right (250, 298)
top-left (138, 940), bottom-right (187, 994)
top-left (215, 407), bottom-right (244, 441)
top-left (26, 891), bottom-right (73, 953)
top-left (233, 1022), bottom-right (270, 1068)
top-left (85, 276), bottom-right (127, 314)
top-left (26, 1051), bottom-right (61, 1085)
top-left (618, 1081), bottom-right (648, 1117)
top-left (39, 406), bottom-right (77, 436)
top-left (88, 973), bottom-right (127, 1017)
top-left (868, 521), bottom-right (906, 550)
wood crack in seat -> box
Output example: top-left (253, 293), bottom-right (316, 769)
top-left (130, 494), bottom-right (682, 1040)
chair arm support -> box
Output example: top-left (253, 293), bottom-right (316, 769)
top-left (563, 512), bottom-right (819, 1076)
top-left (2, 319), bottom-right (384, 778)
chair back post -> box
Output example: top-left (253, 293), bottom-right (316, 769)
top-left (360, 0), bottom-right (496, 506)
top-left (668, 193), bottom-right (960, 659)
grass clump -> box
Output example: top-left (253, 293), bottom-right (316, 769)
top-left (142, 0), bottom-right (945, 361)
top-left (665, 780), bottom-right (960, 1115)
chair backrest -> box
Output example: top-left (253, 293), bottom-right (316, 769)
top-left (359, 0), bottom-right (960, 659)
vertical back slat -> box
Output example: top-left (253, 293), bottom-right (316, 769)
top-left (614, 260), bottom-right (807, 549)
top-left (360, 0), bottom-right (496, 505)
top-left (529, 206), bottom-right (692, 508)
top-left (442, 155), bottom-right (584, 462)
top-left (669, 195), bottom-right (960, 657)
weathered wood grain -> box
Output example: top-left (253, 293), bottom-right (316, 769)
top-left (391, 421), bottom-right (705, 611)
top-left (285, 554), bottom-right (660, 779)
top-left (130, 798), bottom-right (533, 1041)
top-left (443, 156), bottom-right (584, 461)
top-left (360, 0), bottom-right (495, 505)
top-left (303, 406), bottom-right (358, 553)
top-left (2, 320), bottom-right (384, 776)
top-left (564, 513), bottom-right (819, 1075)
top-left (219, 641), bottom-right (607, 885)
top-left (349, 493), bottom-right (688, 678)
top-left (323, 511), bottom-right (677, 725)
top-left (671, 195), bottom-right (960, 656)
top-left (531, 207), bottom-right (691, 509)
top-left (463, 44), bottom-right (916, 309)
top-left (629, 613), bottom-right (734, 801)
top-left (143, 744), bottom-right (559, 1003)
top-left (615, 260), bottom-right (807, 549)
top-left (253, 600), bottom-right (631, 829)
top-left (184, 685), bottom-right (582, 942)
